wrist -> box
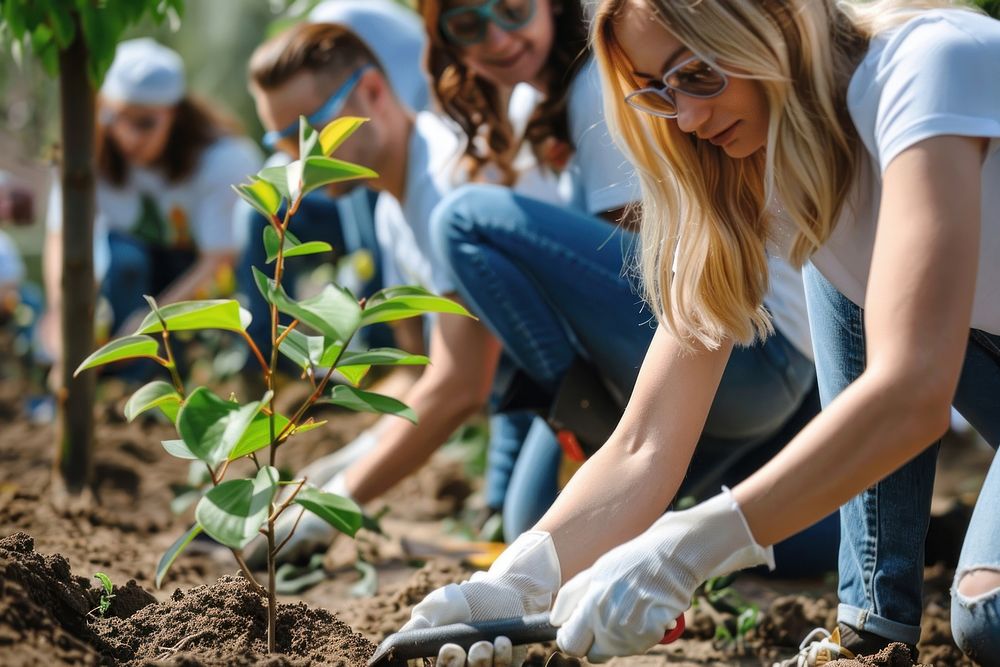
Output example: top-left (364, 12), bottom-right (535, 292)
top-left (704, 487), bottom-right (775, 572)
top-left (477, 530), bottom-right (562, 613)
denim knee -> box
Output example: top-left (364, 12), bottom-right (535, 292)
top-left (951, 570), bottom-right (1000, 666)
top-left (430, 184), bottom-right (515, 265)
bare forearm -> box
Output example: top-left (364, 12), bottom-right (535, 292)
top-left (536, 327), bottom-right (730, 580)
top-left (344, 378), bottom-right (482, 503)
top-left (734, 369), bottom-right (948, 546)
top-left (536, 432), bottom-right (688, 580)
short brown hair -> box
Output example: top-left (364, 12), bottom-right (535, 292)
top-left (249, 22), bottom-right (384, 93)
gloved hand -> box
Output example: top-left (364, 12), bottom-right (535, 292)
top-left (551, 488), bottom-right (773, 662)
top-left (400, 530), bottom-right (561, 667)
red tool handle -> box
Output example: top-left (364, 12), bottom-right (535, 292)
top-left (659, 614), bottom-right (686, 644)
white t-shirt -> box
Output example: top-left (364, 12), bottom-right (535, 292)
top-left (374, 111), bottom-right (461, 294)
top-left (561, 58), bottom-right (642, 215)
top-left (807, 9), bottom-right (1000, 335)
top-left (309, 0), bottom-right (430, 113)
top-left (0, 230), bottom-right (23, 285)
top-left (49, 135), bottom-right (262, 279)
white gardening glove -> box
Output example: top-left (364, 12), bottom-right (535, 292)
top-left (400, 530), bottom-right (561, 667)
top-left (551, 488), bottom-right (773, 663)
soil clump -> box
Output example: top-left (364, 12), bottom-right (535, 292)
top-left (0, 532), bottom-right (376, 666)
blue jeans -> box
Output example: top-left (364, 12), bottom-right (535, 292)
top-left (237, 187), bottom-right (388, 362)
top-left (434, 185), bottom-right (832, 571)
top-left (804, 262), bottom-right (1000, 659)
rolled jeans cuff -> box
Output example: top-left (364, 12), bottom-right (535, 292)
top-left (837, 603), bottom-right (922, 646)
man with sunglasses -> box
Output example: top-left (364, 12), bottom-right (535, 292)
top-left (236, 0), bottom-right (432, 372)
top-left (244, 18), bottom-right (508, 566)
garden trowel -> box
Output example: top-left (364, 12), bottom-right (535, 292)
top-left (367, 612), bottom-right (685, 667)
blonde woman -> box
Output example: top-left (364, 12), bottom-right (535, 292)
top-left (399, 1), bottom-right (1000, 665)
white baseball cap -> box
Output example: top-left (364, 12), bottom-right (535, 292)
top-left (101, 38), bottom-right (186, 106)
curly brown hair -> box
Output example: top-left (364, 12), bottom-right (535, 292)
top-left (98, 96), bottom-right (241, 187)
top-left (418, 0), bottom-right (588, 184)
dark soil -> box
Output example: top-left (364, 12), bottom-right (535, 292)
top-left (94, 576), bottom-right (374, 666)
top-left (0, 532), bottom-right (375, 666)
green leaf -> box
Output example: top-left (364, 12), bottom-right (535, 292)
top-left (195, 466), bottom-right (278, 550)
top-left (155, 524), bottom-right (203, 589)
top-left (299, 116), bottom-right (324, 158)
top-left (300, 155), bottom-right (377, 197)
top-left (335, 348), bottom-right (429, 387)
top-left (319, 116), bottom-right (368, 155)
top-left (276, 327), bottom-right (325, 369)
top-left (94, 572), bottom-right (114, 596)
top-left (262, 277), bottom-right (361, 344)
top-left (74, 335), bottom-right (160, 376)
top-left (360, 287), bottom-right (473, 327)
top-left (162, 439), bottom-right (198, 460)
top-left (258, 165), bottom-right (291, 200)
top-left (338, 348), bottom-right (430, 368)
top-left (135, 299), bottom-right (251, 334)
top-left (234, 178), bottom-right (282, 219)
top-left (176, 388), bottom-right (271, 468)
top-left (262, 226), bottom-right (332, 263)
top-left (228, 412), bottom-right (290, 460)
top-left (323, 385), bottom-right (417, 424)
top-left (292, 486), bottom-right (362, 538)
top-left (124, 381), bottom-right (182, 423)
top-left (292, 419), bottom-right (326, 435)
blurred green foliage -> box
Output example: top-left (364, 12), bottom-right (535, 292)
top-left (0, 0), bottom-right (184, 82)
top-left (973, 0), bottom-right (1000, 17)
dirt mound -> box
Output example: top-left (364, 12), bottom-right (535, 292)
top-left (94, 575), bottom-right (375, 666)
top-left (0, 532), bottom-right (376, 666)
top-left (826, 643), bottom-right (929, 667)
top-left (0, 531), bottom-right (104, 666)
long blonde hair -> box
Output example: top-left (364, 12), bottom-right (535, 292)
top-left (593, 0), bottom-right (975, 349)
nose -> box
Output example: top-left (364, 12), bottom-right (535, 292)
top-left (482, 21), bottom-right (514, 50)
top-left (673, 94), bottom-right (712, 135)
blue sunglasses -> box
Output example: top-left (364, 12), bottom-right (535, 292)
top-left (262, 64), bottom-right (372, 151)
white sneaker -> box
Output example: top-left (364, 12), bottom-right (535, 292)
top-left (773, 627), bottom-right (856, 667)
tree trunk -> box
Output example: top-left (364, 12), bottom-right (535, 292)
top-left (53, 17), bottom-right (97, 499)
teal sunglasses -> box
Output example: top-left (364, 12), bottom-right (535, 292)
top-left (440, 0), bottom-right (536, 47)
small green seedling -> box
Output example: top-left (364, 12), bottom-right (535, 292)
top-left (93, 572), bottom-right (114, 617)
top-left (74, 116), bottom-right (474, 653)
top-left (701, 573), bottom-right (761, 645)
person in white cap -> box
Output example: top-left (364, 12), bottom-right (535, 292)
top-left (41, 38), bottom-right (262, 382)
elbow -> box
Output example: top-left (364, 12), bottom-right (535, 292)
top-left (866, 365), bottom-right (954, 443)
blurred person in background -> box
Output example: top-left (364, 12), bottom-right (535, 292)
top-left (0, 172), bottom-right (33, 325)
top-left (41, 38), bottom-right (262, 383)
top-left (236, 0), bottom-right (432, 370)
top-left (244, 20), bottom-right (511, 567)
